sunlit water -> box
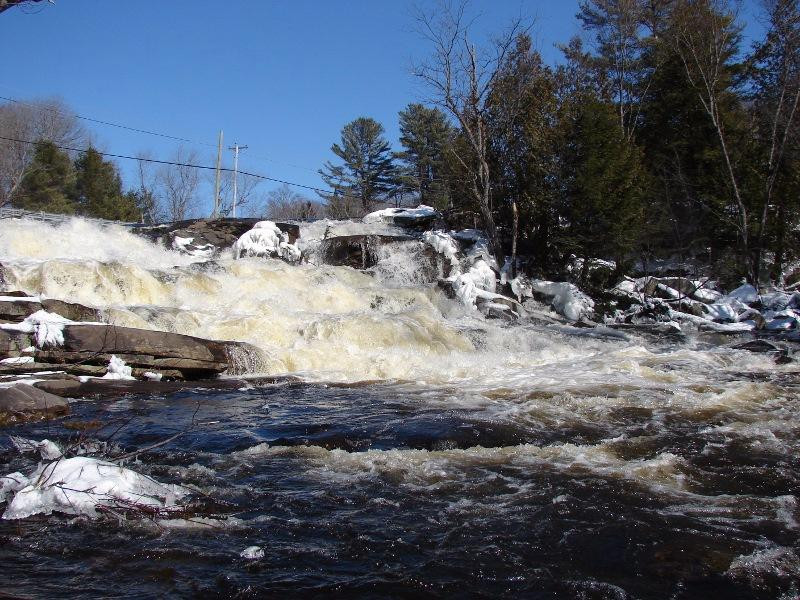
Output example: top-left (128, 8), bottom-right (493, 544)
top-left (0, 217), bottom-right (798, 598)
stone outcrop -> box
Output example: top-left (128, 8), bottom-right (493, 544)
top-left (0, 384), bottom-right (69, 425)
top-left (0, 296), bottom-right (102, 324)
top-left (133, 218), bottom-right (299, 257)
top-left (0, 294), bottom-right (264, 381)
top-left (0, 323), bottom-right (262, 380)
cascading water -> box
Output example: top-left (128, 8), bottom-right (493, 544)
top-left (0, 215), bottom-right (798, 599)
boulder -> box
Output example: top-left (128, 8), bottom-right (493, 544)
top-left (475, 294), bottom-right (526, 321)
top-left (0, 384), bottom-right (69, 424)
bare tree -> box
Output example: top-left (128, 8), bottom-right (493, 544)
top-left (263, 184), bottom-right (323, 220)
top-left (577, 0), bottom-right (672, 141)
top-left (210, 169), bottom-right (261, 217)
top-left (0, 97), bottom-right (86, 207)
top-left (134, 151), bottom-right (161, 224)
top-left (412, 0), bottom-right (528, 268)
top-left (666, 0), bottom-right (755, 280)
top-left (156, 146), bottom-right (200, 222)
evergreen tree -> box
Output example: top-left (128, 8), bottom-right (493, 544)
top-left (318, 117), bottom-right (397, 216)
top-left (488, 34), bottom-right (561, 272)
top-left (559, 99), bottom-right (647, 273)
top-left (396, 104), bottom-right (453, 209)
top-left (73, 148), bottom-right (138, 221)
top-left (13, 140), bottom-right (77, 214)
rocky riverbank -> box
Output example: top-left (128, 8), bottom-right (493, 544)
top-left (1, 206), bottom-right (798, 425)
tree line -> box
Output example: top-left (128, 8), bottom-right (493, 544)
top-left (1, 0), bottom-right (797, 287)
top-left (319, 0), bottom-right (800, 287)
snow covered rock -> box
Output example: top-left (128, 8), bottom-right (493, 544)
top-left (2, 456), bottom-right (187, 520)
top-left (725, 283), bottom-right (759, 304)
top-left (362, 205), bottom-right (439, 229)
top-left (233, 221), bottom-right (301, 263)
top-left (529, 281), bottom-right (595, 322)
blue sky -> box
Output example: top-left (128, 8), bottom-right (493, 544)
top-left (0, 0), bottom-right (764, 216)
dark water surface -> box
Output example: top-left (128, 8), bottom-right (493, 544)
top-left (1, 371), bottom-right (799, 599)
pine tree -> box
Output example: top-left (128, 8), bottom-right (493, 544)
top-left (13, 140), bottom-right (78, 214)
top-left (559, 99), bottom-right (647, 274)
top-left (318, 117), bottom-right (397, 216)
top-left (396, 104), bottom-right (453, 209)
top-left (73, 148), bottom-right (138, 221)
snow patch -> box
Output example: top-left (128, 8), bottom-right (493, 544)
top-left (0, 356), bottom-right (34, 365)
top-left (102, 355), bottom-right (135, 380)
top-left (2, 456), bottom-right (187, 520)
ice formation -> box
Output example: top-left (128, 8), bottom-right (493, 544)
top-left (102, 355), bottom-right (135, 380)
top-left (233, 221), bottom-right (301, 262)
top-left (528, 281), bottom-right (595, 321)
top-left (0, 309), bottom-right (73, 347)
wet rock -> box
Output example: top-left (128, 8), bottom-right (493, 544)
top-left (1, 324), bottom-right (264, 380)
top-left (0, 294), bottom-right (101, 324)
top-left (0, 384), bottom-right (69, 424)
top-left (475, 294), bottom-right (526, 321)
top-left (320, 234), bottom-right (414, 269)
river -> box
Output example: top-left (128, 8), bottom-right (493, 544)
top-left (0, 216), bottom-right (798, 598)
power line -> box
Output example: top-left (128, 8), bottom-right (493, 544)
top-left (0, 95), bottom-right (216, 148)
top-left (0, 133), bottom-right (366, 201)
top-left (0, 93), bottom-right (472, 186)
top-left (0, 93), bottom-right (325, 176)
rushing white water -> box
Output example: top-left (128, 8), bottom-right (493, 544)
top-left (0, 216), bottom-right (792, 387)
top-left (1, 215), bottom-right (799, 596)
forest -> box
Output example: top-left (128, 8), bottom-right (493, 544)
top-left (1, 0), bottom-right (798, 289)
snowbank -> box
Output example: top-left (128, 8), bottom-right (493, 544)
top-left (2, 456), bottom-right (186, 519)
top-left (233, 221), bottom-right (301, 263)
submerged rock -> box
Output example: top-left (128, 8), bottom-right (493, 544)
top-left (0, 384), bottom-right (69, 424)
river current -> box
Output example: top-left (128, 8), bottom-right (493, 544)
top-left (0, 217), bottom-right (798, 598)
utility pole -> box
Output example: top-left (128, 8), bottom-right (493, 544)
top-left (213, 130), bottom-right (223, 218)
top-left (228, 142), bottom-right (247, 218)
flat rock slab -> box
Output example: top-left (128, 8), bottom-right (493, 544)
top-left (0, 384), bottom-right (69, 424)
top-left (0, 294), bottom-right (102, 324)
top-left (36, 375), bottom-right (299, 399)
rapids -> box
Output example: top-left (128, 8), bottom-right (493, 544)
top-left (0, 216), bottom-right (798, 598)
